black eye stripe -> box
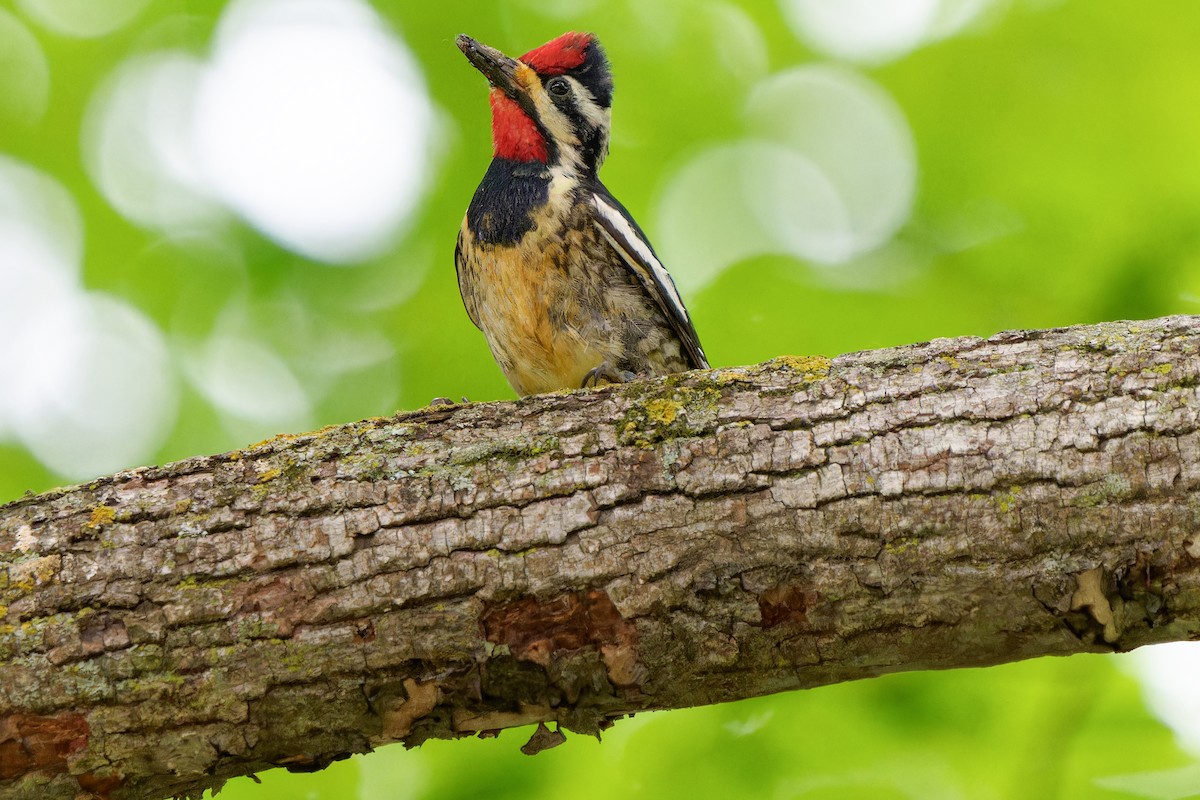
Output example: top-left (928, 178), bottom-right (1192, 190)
top-left (538, 42), bottom-right (612, 107)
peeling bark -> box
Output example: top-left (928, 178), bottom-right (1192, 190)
top-left (2, 315), bottom-right (1200, 800)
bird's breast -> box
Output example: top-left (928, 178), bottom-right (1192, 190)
top-left (465, 159), bottom-right (552, 247)
top-left (457, 208), bottom-right (616, 396)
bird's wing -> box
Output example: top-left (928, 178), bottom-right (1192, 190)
top-left (454, 223), bottom-right (483, 331)
top-left (588, 187), bottom-right (709, 369)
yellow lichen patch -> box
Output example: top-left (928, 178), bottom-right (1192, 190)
top-left (247, 431), bottom-right (304, 450)
top-left (84, 505), bottom-right (116, 531)
top-left (711, 368), bottom-right (754, 386)
top-left (257, 468), bottom-right (281, 483)
top-left (618, 385), bottom-right (720, 447)
top-left (11, 555), bottom-right (62, 591)
top-left (770, 355), bottom-right (831, 381)
top-left (992, 486), bottom-right (1022, 514)
top-left (884, 536), bottom-right (920, 555)
top-left (1149, 363), bottom-right (1173, 375)
top-left (644, 398), bottom-right (680, 425)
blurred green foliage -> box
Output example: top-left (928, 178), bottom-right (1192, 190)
top-left (2, 0), bottom-right (1199, 797)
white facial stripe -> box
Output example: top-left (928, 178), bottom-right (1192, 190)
top-left (570, 80), bottom-right (610, 168)
top-left (568, 78), bottom-right (609, 131)
top-left (539, 100), bottom-right (578, 146)
top-left (525, 73), bottom-right (612, 171)
top-left (591, 194), bottom-right (691, 324)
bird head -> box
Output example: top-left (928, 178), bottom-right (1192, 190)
top-left (457, 32), bottom-right (614, 174)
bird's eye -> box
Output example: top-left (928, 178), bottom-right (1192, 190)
top-left (547, 77), bottom-right (571, 97)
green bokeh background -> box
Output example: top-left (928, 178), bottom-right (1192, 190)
top-left (2, 0), bottom-right (1199, 797)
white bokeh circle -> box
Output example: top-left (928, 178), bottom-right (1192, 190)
top-left (656, 66), bottom-right (915, 289)
top-left (746, 65), bottom-right (916, 261)
top-left (0, 9), bottom-right (51, 126)
top-left (83, 51), bottom-right (222, 231)
top-left (656, 141), bottom-right (849, 290)
top-left (9, 294), bottom-right (177, 480)
top-left (15, 0), bottom-right (149, 38)
top-left (1129, 642), bottom-right (1200, 754)
top-left (780, 0), bottom-right (997, 64)
top-left (184, 333), bottom-right (313, 441)
top-left (0, 157), bottom-right (177, 479)
top-left (193, 0), bottom-right (438, 263)
top-left (0, 156), bottom-right (86, 440)
top-left (709, 2), bottom-right (770, 84)
top-left (81, 0), bottom-right (440, 262)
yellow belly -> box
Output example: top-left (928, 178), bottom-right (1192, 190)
top-left (470, 245), bottom-right (613, 396)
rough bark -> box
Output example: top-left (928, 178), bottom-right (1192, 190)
top-left (2, 315), bottom-right (1200, 800)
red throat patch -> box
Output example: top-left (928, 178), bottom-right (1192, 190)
top-left (520, 31), bottom-right (592, 75)
top-left (490, 90), bottom-right (548, 163)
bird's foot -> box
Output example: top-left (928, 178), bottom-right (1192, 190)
top-left (581, 362), bottom-right (637, 389)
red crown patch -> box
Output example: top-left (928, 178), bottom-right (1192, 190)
top-left (521, 32), bottom-right (593, 75)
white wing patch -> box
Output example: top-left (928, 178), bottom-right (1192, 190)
top-left (590, 194), bottom-right (691, 324)
top-left (590, 191), bottom-right (708, 368)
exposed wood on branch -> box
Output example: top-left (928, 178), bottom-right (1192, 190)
top-left (3, 315), bottom-right (1200, 800)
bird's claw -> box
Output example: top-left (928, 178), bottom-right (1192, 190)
top-left (581, 362), bottom-right (637, 389)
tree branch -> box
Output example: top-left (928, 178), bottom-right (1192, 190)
top-left (3, 316), bottom-right (1200, 800)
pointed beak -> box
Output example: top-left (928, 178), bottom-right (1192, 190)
top-left (456, 34), bottom-right (523, 99)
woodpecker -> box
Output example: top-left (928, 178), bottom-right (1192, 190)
top-left (454, 32), bottom-right (708, 397)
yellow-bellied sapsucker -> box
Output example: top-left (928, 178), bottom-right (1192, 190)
top-left (454, 32), bottom-right (708, 397)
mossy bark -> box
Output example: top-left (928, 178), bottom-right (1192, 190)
top-left (3, 315), bottom-right (1200, 800)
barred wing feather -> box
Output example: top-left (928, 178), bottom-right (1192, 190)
top-left (589, 189), bottom-right (708, 369)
